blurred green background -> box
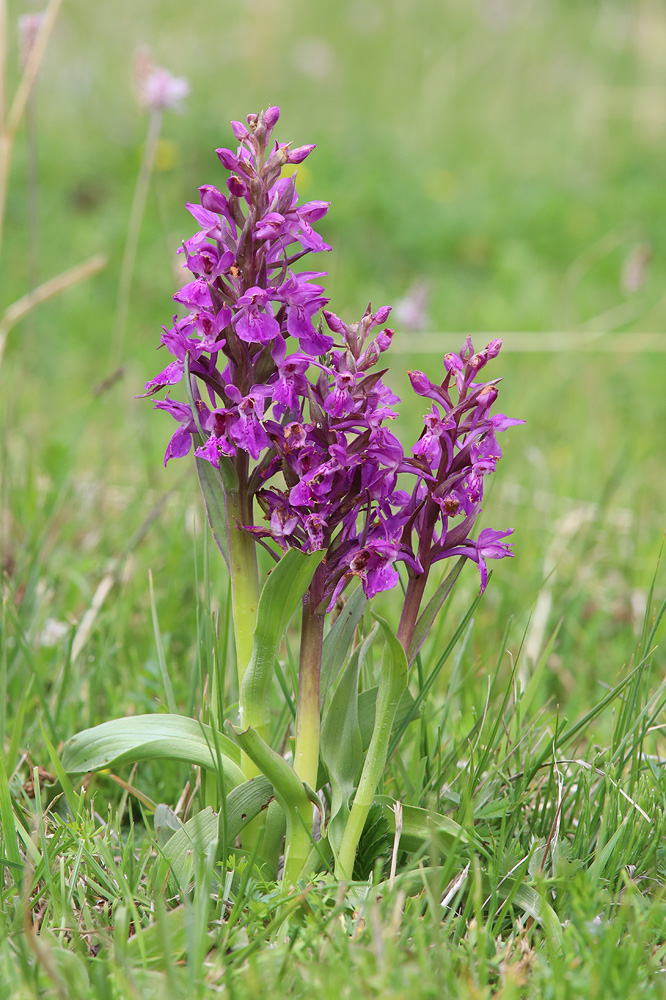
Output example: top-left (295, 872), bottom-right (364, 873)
top-left (1, 0), bottom-right (665, 741)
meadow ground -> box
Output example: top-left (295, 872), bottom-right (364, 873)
top-left (1, 1), bottom-right (666, 996)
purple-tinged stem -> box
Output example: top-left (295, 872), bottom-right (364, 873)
top-left (397, 570), bottom-right (429, 653)
top-left (289, 584), bottom-right (325, 876)
top-left (293, 588), bottom-right (324, 790)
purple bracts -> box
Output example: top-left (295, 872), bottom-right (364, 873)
top-left (147, 108), bottom-right (522, 605)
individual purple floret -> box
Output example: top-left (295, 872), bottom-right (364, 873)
top-left (146, 106), bottom-right (522, 641)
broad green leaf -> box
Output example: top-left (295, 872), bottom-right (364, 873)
top-left (154, 804), bottom-right (182, 849)
top-left (407, 557), bottom-right (465, 665)
top-left (358, 685), bottom-right (419, 752)
top-left (336, 615), bottom-right (408, 879)
top-left (162, 775), bottom-right (273, 887)
top-left (353, 802), bottom-right (391, 880)
top-left (320, 585), bottom-right (367, 695)
top-left (321, 626), bottom-right (377, 852)
top-left (38, 932), bottom-right (90, 993)
top-left (241, 548), bottom-right (324, 737)
top-left (62, 714), bottom-right (245, 790)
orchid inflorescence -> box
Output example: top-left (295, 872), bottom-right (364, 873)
top-left (145, 105), bottom-right (520, 623)
top-left (138, 105), bottom-right (523, 882)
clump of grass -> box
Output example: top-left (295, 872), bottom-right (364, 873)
top-left (1, 533), bottom-right (664, 997)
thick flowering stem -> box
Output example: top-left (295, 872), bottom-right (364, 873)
top-left (289, 590), bottom-right (324, 879)
top-left (227, 722), bottom-right (313, 885)
top-left (228, 493), bottom-right (260, 693)
top-left (229, 525), bottom-right (260, 682)
top-left (294, 591), bottom-right (324, 789)
top-left (396, 570), bottom-right (429, 653)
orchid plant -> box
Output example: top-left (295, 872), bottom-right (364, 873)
top-left (63, 107), bottom-right (522, 887)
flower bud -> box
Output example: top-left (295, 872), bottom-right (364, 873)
top-left (264, 105), bottom-right (280, 130)
top-left (286, 144), bottom-right (316, 164)
top-left (231, 120), bottom-right (250, 141)
top-left (199, 185), bottom-right (229, 214)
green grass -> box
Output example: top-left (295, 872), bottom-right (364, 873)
top-left (1, 0), bottom-right (666, 996)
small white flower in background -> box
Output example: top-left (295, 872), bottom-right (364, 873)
top-left (133, 46), bottom-right (190, 113)
top-left (38, 618), bottom-right (70, 648)
top-left (394, 279), bottom-right (429, 332)
top-left (17, 13), bottom-right (44, 68)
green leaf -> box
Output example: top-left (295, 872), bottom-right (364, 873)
top-left (0, 751), bottom-right (21, 868)
top-left (353, 802), bottom-right (390, 880)
top-left (407, 557), bottom-right (465, 665)
top-left (321, 626), bottom-right (377, 852)
top-left (358, 685), bottom-right (418, 752)
top-left (62, 714), bottom-right (245, 790)
top-left (335, 615), bottom-right (408, 879)
top-left (39, 719), bottom-right (81, 818)
top-left (162, 775), bottom-right (273, 887)
top-left (320, 585), bottom-right (367, 695)
top-left (241, 548), bottom-right (324, 737)
top-left (195, 455), bottom-right (232, 570)
top-left (154, 804), bottom-right (182, 849)
top-left (388, 591), bottom-right (483, 759)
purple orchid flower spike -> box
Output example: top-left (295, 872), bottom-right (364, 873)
top-left (147, 106), bottom-right (522, 659)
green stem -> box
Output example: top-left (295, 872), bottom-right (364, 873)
top-left (228, 500), bottom-right (260, 693)
top-left (396, 571), bottom-right (428, 653)
top-left (293, 596), bottom-right (324, 789)
top-left (289, 593), bottom-right (324, 879)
